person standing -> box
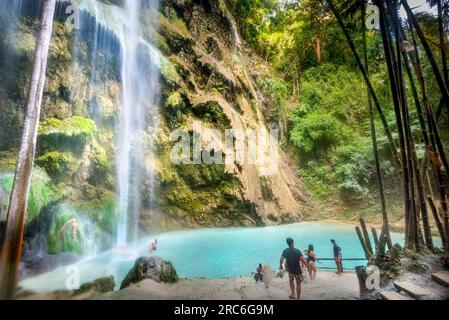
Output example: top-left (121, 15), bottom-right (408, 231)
top-left (331, 239), bottom-right (343, 274)
top-left (306, 244), bottom-right (318, 280)
top-left (280, 238), bottom-right (309, 300)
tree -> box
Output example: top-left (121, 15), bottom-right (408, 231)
top-left (0, 0), bottom-right (56, 299)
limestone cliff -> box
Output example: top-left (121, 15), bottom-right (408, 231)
top-left (0, 0), bottom-right (315, 258)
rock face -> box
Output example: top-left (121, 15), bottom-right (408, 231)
top-left (120, 256), bottom-right (179, 289)
top-left (0, 0), bottom-right (316, 259)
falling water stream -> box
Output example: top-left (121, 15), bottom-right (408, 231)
top-left (69, 0), bottom-right (161, 248)
top-left (0, 0), bottom-right (161, 254)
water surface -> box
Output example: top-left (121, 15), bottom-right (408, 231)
top-left (20, 222), bottom-right (409, 292)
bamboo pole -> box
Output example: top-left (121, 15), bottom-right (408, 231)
top-left (372, 228), bottom-right (379, 250)
top-left (376, 0), bottom-right (411, 247)
top-left (402, 0), bottom-right (449, 175)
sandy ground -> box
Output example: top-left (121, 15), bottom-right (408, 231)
top-left (94, 271), bottom-right (359, 300)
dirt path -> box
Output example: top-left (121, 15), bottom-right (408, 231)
top-left (94, 271), bottom-right (359, 300)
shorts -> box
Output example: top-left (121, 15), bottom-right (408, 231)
top-left (288, 273), bottom-right (303, 282)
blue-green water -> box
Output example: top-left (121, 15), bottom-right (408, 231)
top-left (20, 222), bottom-right (410, 292)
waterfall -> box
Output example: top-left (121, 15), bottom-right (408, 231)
top-left (115, 0), bottom-right (159, 247)
top-left (67, 0), bottom-right (161, 247)
top-left (0, 0), bottom-right (162, 251)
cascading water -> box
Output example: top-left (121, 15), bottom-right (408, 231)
top-left (67, 0), bottom-right (161, 248)
top-left (1, 0), bottom-right (161, 256)
top-left (115, 0), bottom-right (159, 247)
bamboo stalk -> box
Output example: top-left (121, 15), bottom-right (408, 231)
top-left (362, 1), bottom-right (392, 249)
top-left (428, 196), bottom-right (447, 251)
top-left (356, 226), bottom-right (372, 260)
top-left (402, 0), bottom-right (449, 175)
top-left (360, 218), bottom-right (374, 256)
top-left (399, 27), bottom-right (434, 250)
top-left (377, 0), bottom-right (410, 247)
top-left (372, 227), bottom-right (379, 249)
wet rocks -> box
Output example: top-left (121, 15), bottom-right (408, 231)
top-left (120, 256), bottom-right (178, 289)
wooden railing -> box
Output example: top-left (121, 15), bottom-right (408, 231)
top-left (312, 258), bottom-right (367, 271)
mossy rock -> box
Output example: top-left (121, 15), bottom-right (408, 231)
top-left (120, 256), bottom-right (178, 289)
top-left (36, 151), bottom-right (74, 182)
top-left (74, 189), bottom-right (117, 234)
top-left (160, 58), bottom-right (183, 88)
top-left (163, 90), bottom-right (187, 129)
top-left (192, 101), bottom-right (230, 128)
top-left (177, 163), bottom-right (233, 188)
top-left (38, 116), bottom-right (96, 153)
top-left (89, 141), bottom-right (112, 185)
top-left (47, 204), bottom-right (98, 255)
top-left (0, 168), bottom-right (61, 224)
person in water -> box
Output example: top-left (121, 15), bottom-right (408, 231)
top-left (306, 244), bottom-right (318, 280)
top-left (252, 264), bottom-right (264, 282)
top-left (280, 238), bottom-right (309, 300)
top-left (331, 239), bottom-right (343, 274)
top-left (149, 239), bottom-right (158, 253)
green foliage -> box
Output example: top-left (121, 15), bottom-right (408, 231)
top-left (258, 77), bottom-right (290, 126)
top-left (290, 112), bottom-right (346, 157)
top-left (163, 91), bottom-right (186, 129)
top-left (330, 143), bottom-right (372, 195)
top-left (299, 64), bottom-right (368, 120)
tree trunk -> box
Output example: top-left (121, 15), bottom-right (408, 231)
top-left (0, 0), bottom-right (56, 300)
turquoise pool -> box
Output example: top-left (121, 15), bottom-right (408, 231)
top-left (20, 222), bottom-right (409, 292)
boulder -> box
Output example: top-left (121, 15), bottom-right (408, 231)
top-left (120, 256), bottom-right (178, 289)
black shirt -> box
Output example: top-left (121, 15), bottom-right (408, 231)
top-left (282, 247), bottom-right (303, 274)
top-left (333, 244), bottom-right (342, 257)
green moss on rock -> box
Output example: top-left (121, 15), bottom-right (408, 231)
top-left (74, 189), bottom-right (117, 234)
top-left (0, 168), bottom-right (61, 224)
top-left (47, 204), bottom-right (94, 255)
top-left (36, 151), bottom-right (73, 182)
top-left (160, 58), bottom-right (182, 87)
top-left (38, 116), bottom-right (96, 153)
